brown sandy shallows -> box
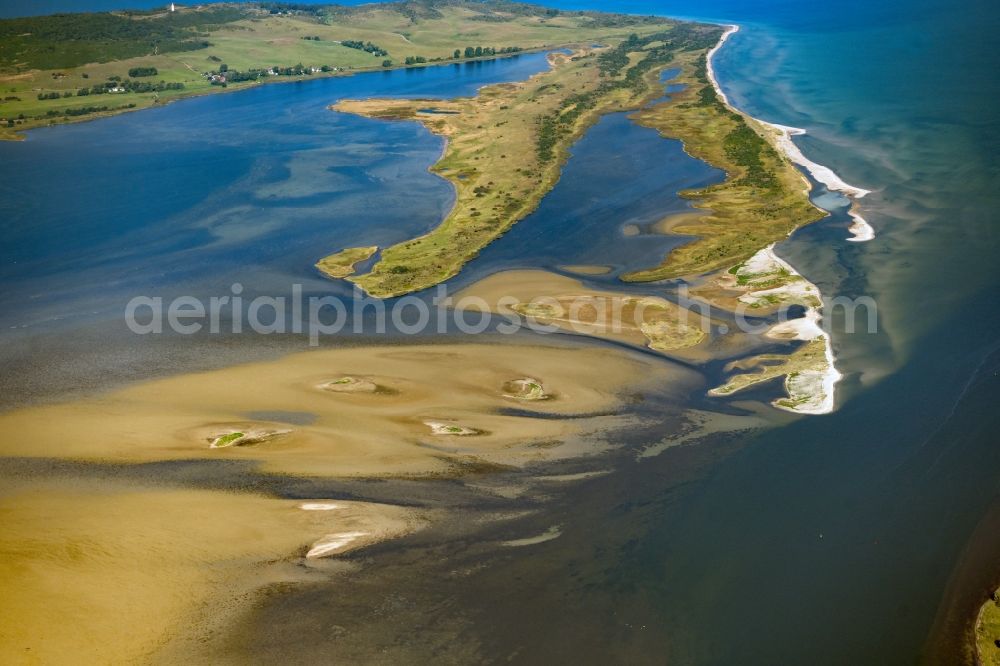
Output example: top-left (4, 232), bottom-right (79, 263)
top-left (558, 264), bottom-right (614, 276)
top-left (456, 269), bottom-right (711, 354)
top-left (0, 478), bottom-right (425, 664)
top-left (0, 342), bottom-right (672, 477)
top-left (650, 210), bottom-right (712, 236)
top-left (0, 341), bottom-right (695, 663)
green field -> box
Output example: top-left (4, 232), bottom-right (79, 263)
top-left (0, 1), bottom-right (666, 139)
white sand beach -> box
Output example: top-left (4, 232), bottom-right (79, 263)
top-left (707, 24), bottom-right (875, 243)
top-left (714, 245), bottom-right (842, 414)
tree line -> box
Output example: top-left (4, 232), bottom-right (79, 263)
top-left (208, 64), bottom-right (337, 86)
top-left (36, 78), bottom-right (184, 100)
top-left (341, 40), bottom-right (388, 57)
top-left (456, 46), bottom-right (522, 59)
top-left (396, 45), bottom-right (524, 67)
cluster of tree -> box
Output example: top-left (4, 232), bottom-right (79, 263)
top-left (260, 2), bottom-right (325, 16)
top-left (404, 55), bottom-right (427, 65)
top-left (47, 105), bottom-right (109, 116)
top-left (73, 79), bottom-right (184, 95)
top-left (127, 66), bottom-right (158, 77)
top-left (71, 102), bottom-right (134, 115)
top-left (459, 2), bottom-right (662, 28)
top-left (38, 89), bottom-right (89, 100)
top-left (209, 64), bottom-right (335, 86)
top-left (396, 2), bottom-right (444, 23)
top-left (723, 125), bottom-right (779, 189)
top-left (455, 46), bottom-right (522, 59)
top-left (125, 79), bottom-right (182, 93)
top-left (300, 35), bottom-right (323, 41)
top-left (596, 33), bottom-right (638, 77)
top-left (586, 12), bottom-right (665, 29)
top-left (341, 40), bottom-right (388, 57)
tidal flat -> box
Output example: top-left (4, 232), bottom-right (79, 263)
top-left (0, 342), bottom-right (672, 476)
top-left (0, 340), bottom-right (706, 661)
top-left (0, 476), bottom-right (427, 664)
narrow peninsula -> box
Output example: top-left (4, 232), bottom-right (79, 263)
top-left (324, 24), bottom-right (724, 297)
top-left (321, 16), bottom-right (856, 415)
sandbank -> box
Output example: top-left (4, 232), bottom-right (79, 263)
top-left (0, 342), bottom-right (665, 477)
top-left (456, 269), bottom-right (710, 354)
top-left (706, 245), bottom-right (842, 414)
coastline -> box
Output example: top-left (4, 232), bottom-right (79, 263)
top-left (705, 25), bottom-right (844, 414)
top-left (0, 47), bottom-right (554, 142)
top-left (707, 25), bottom-right (875, 244)
top-left (755, 246), bottom-right (842, 415)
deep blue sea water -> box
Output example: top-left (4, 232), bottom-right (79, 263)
top-left (1, 0), bottom-right (999, 663)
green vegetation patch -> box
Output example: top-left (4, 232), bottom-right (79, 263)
top-left (709, 338), bottom-right (828, 405)
top-left (315, 245), bottom-right (378, 279)
top-left (976, 588), bottom-right (1000, 666)
top-left (502, 378), bottom-right (550, 401)
top-left (621, 48), bottom-right (825, 281)
top-left (212, 431), bottom-right (245, 448)
top-left (329, 20), bottom-right (731, 297)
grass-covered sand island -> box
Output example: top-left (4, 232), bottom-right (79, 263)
top-left (324, 23), bottom-right (722, 296)
top-left (456, 269), bottom-right (710, 354)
